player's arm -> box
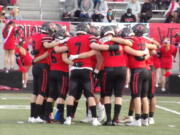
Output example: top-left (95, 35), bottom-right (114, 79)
top-left (146, 43), bottom-right (157, 50)
top-left (62, 52), bottom-right (74, 66)
top-left (95, 51), bottom-right (103, 71)
top-left (90, 42), bottom-right (121, 51)
top-left (69, 50), bottom-right (98, 61)
top-left (124, 46), bottom-right (149, 57)
top-left (111, 37), bottom-right (133, 47)
top-left (43, 40), bottom-right (60, 48)
top-left (53, 45), bottom-right (68, 53)
top-left (33, 51), bottom-right (48, 63)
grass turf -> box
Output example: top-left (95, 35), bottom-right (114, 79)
top-left (0, 93), bottom-right (180, 135)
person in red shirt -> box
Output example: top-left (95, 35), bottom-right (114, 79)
top-left (90, 26), bottom-right (149, 126)
top-left (62, 23), bottom-right (101, 126)
top-left (91, 26), bottom-right (128, 126)
top-left (28, 22), bottom-right (57, 123)
top-left (146, 38), bottom-right (160, 125)
top-left (160, 37), bottom-right (176, 92)
top-left (124, 24), bottom-right (157, 127)
top-left (2, 20), bottom-right (16, 73)
top-left (15, 38), bottom-right (32, 88)
top-left (43, 24), bottom-right (69, 123)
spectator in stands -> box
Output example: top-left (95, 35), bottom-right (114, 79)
top-left (80, 0), bottom-right (94, 21)
top-left (0, 6), bottom-right (7, 21)
top-left (126, 0), bottom-right (141, 21)
top-left (162, 0), bottom-right (171, 9)
top-left (0, 0), bottom-right (9, 7)
top-left (9, 0), bottom-right (16, 5)
top-left (107, 8), bottom-right (114, 22)
top-left (120, 8), bottom-right (136, 22)
top-left (62, 0), bottom-right (79, 18)
top-left (164, 0), bottom-right (180, 17)
top-left (151, 0), bottom-right (162, 10)
top-left (7, 8), bottom-right (22, 20)
top-left (78, 0), bottom-right (82, 7)
top-left (92, 0), bottom-right (108, 22)
top-left (140, 0), bottom-right (153, 22)
top-left (174, 8), bottom-right (180, 22)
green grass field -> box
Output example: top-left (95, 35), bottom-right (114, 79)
top-left (0, 93), bottom-right (180, 135)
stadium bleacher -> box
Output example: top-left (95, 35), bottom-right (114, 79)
top-left (13, 0), bottom-right (166, 22)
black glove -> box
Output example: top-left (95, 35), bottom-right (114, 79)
top-left (73, 62), bottom-right (83, 67)
top-left (135, 56), bottom-right (145, 61)
top-left (97, 70), bottom-right (104, 79)
top-left (31, 50), bottom-right (39, 55)
top-left (157, 51), bottom-right (161, 58)
top-left (32, 60), bottom-right (35, 65)
top-left (108, 44), bottom-right (119, 51)
top-left (93, 70), bottom-right (104, 80)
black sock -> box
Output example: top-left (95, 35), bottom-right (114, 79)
top-left (128, 110), bottom-right (134, 116)
top-left (86, 101), bottom-right (88, 115)
top-left (105, 104), bottom-right (111, 121)
top-left (135, 114), bottom-right (141, 120)
top-left (149, 112), bottom-right (154, 117)
top-left (36, 104), bottom-right (44, 118)
top-left (142, 113), bottom-right (149, 119)
top-left (44, 102), bottom-right (52, 120)
top-left (30, 103), bottom-right (36, 117)
top-left (71, 101), bottom-right (78, 118)
top-left (113, 104), bottom-right (121, 121)
top-left (67, 105), bottom-right (73, 117)
top-left (57, 104), bottom-right (64, 120)
top-left (42, 100), bottom-right (46, 117)
top-left (89, 106), bottom-right (97, 118)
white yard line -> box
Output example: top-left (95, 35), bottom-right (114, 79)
top-left (0, 105), bottom-right (84, 110)
top-left (156, 105), bottom-right (180, 115)
top-left (1, 97), bottom-right (180, 104)
top-left (0, 97), bottom-right (30, 100)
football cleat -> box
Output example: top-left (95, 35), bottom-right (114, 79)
top-left (142, 118), bottom-right (149, 126)
top-left (122, 116), bottom-right (134, 123)
top-left (149, 117), bottom-right (155, 125)
top-left (34, 117), bottom-right (44, 123)
top-left (126, 119), bottom-right (142, 127)
top-left (97, 104), bottom-right (105, 122)
top-left (92, 118), bottom-right (101, 126)
top-left (64, 117), bottom-right (72, 125)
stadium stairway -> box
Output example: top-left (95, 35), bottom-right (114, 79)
top-left (16, 0), bottom-right (62, 21)
top-left (15, 0), bottom-right (166, 22)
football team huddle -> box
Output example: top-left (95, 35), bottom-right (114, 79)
top-left (20, 22), bottom-right (167, 127)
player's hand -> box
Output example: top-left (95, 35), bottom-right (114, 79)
top-left (93, 69), bottom-right (99, 79)
top-left (69, 55), bottom-right (79, 61)
top-left (73, 62), bottom-right (83, 67)
top-left (54, 46), bottom-right (60, 52)
top-left (143, 48), bottom-right (149, 55)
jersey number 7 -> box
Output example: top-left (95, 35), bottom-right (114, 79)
top-left (75, 42), bottom-right (82, 54)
